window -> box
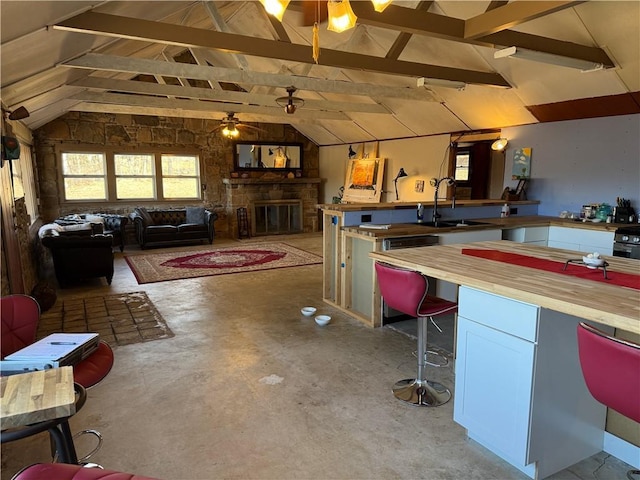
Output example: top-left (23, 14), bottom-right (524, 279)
top-left (60, 148), bottom-right (201, 202)
top-left (454, 152), bottom-right (470, 181)
top-left (62, 152), bottom-right (107, 200)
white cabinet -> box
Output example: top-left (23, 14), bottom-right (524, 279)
top-left (547, 226), bottom-right (614, 255)
top-left (453, 286), bottom-right (608, 479)
top-left (503, 226), bottom-right (548, 246)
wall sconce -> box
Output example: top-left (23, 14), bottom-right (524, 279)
top-left (494, 46), bottom-right (605, 72)
top-left (258, 0), bottom-right (290, 21)
top-left (327, 0), bottom-right (357, 33)
top-left (491, 138), bottom-right (508, 151)
top-left (393, 168), bottom-right (408, 201)
top-left (348, 145), bottom-right (356, 158)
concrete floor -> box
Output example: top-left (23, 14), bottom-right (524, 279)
top-left (1, 233), bottom-right (633, 479)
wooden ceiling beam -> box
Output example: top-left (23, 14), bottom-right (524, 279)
top-left (54, 11), bottom-right (510, 87)
top-left (349, 2), bottom-right (614, 68)
top-left (71, 77), bottom-right (390, 113)
top-left (70, 91), bottom-right (349, 120)
top-left (385, 1), bottom-right (433, 60)
top-left (464, 1), bottom-right (583, 39)
top-left (61, 53), bottom-right (438, 101)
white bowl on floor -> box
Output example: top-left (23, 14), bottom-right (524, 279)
top-left (315, 315), bottom-right (331, 326)
top-left (301, 307), bottom-right (317, 317)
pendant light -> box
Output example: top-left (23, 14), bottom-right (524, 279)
top-left (275, 86), bottom-right (305, 114)
top-left (327, 0), bottom-right (357, 33)
top-left (371, 0), bottom-right (393, 12)
top-left (258, 0), bottom-right (290, 21)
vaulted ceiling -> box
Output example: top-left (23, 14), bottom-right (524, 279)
top-left (1, 1), bottom-right (638, 146)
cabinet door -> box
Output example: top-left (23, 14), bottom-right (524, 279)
top-left (454, 315), bottom-right (535, 466)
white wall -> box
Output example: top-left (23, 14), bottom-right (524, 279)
top-left (319, 114), bottom-right (640, 218)
top-left (319, 135), bottom-right (452, 204)
top-left (501, 114), bottom-right (640, 217)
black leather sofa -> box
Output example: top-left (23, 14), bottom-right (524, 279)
top-left (129, 207), bottom-right (218, 249)
top-left (55, 213), bottom-right (129, 251)
top-left (40, 230), bottom-right (114, 287)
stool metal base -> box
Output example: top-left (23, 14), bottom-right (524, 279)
top-left (393, 378), bottom-right (452, 406)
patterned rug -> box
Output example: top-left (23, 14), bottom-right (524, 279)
top-left (124, 242), bottom-right (323, 284)
top-left (37, 292), bottom-right (174, 346)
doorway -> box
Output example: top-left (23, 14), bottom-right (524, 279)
top-left (448, 138), bottom-right (505, 200)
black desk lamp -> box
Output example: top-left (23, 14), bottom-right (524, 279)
top-left (394, 168), bottom-right (408, 200)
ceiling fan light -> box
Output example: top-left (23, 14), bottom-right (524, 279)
top-left (259, 0), bottom-right (290, 22)
top-left (327, 0), bottom-right (357, 33)
top-left (222, 124), bottom-right (239, 139)
top-left (491, 138), bottom-right (508, 151)
top-left (284, 104), bottom-right (297, 114)
top-left (371, 0), bottom-right (393, 12)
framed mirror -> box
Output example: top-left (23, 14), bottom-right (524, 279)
top-left (234, 142), bottom-right (303, 170)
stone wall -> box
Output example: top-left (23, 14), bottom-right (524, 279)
top-left (33, 112), bottom-right (319, 239)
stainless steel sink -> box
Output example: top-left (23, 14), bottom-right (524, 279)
top-left (413, 220), bottom-right (491, 228)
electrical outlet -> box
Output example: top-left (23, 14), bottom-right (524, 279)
top-left (361, 214), bottom-right (372, 223)
top-left (510, 207), bottom-right (518, 215)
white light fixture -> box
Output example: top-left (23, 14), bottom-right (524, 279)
top-left (494, 46), bottom-right (605, 72)
top-left (259, 0), bottom-right (290, 21)
top-left (417, 77), bottom-right (466, 91)
top-left (371, 0), bottom-right (393, 12)
top-left (327, 0), bottom-right (357, 33)
top-left (491, 138), bottom-right (508, 151)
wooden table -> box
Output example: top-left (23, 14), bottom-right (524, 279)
top-left (369, 241), bottom-right (640, 479)
top-left (1, 366), bottom-right (76, 429)
top-left (370, 240), bottom-right (640, 334)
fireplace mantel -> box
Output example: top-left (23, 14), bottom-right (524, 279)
top-left (223, 178), bottom-right (321, 185)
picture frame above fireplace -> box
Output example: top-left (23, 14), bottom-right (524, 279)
top-left (234, 142), bottom-right (303, 171)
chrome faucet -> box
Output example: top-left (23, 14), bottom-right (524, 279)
top-left (430, 177), bottom-right (456, 225)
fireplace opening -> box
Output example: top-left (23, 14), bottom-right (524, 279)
top-left (252, 200), bottom-right (303, 236)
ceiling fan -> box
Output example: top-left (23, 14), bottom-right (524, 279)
top-left (275, 86), bottom-right (305, 114)
top-left (213, 113), bottom-right (264, 139)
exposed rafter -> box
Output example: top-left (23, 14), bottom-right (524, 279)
top-left (463, 1), bottom-right (583, 39)
top-left (69, 91), bottom-right (349, 120)
top-left (71, 77), bottom-right (390, 114)
top-left (61, 54), bottom-right (438, 101)
top-left (53, 12), bottom-right (510, 87)
top-left (348, 2), bottom-right (614, 68)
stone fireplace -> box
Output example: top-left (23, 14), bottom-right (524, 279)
top-left (223, 177), bottom-right (320, 238)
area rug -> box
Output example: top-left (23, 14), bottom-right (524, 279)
top-left (37, 292), bottom-right (174, 346)
top-left (125, 242), bottom-right (323, 284)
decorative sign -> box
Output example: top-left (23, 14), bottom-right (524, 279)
top-left (512, 147), bottom-right (532, 179)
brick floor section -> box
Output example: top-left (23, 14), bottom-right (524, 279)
top-left (38, 292), bottom-right (174, 346)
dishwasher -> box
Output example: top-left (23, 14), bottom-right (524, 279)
top-left (381, 235), bottom-right (439, 324)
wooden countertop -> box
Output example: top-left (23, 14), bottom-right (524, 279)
top-left (318, 199), bottom-right (539, 212)
top-left (370, 240), bottom-right (640, 335)
top-left (1, 367), bottom-right (76, 429)
top-left (345, 215), bottom-right (627, 238)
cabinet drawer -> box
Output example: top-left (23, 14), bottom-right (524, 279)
top-left (458, 286), bottom-right (539, 342)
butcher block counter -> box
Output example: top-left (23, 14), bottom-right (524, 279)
top-left (369, 240), bottom-right (640, 479)
top-left (369, 240), bottom-right (639, 334)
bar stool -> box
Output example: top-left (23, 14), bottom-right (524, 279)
top-left (11, 462), bottom-right (160, 480)
top-left (375, 262), bottom-right (458, 406)
top-left (576, 322), bottom-right (640, 480)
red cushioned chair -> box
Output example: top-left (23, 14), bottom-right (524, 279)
top-left (374, 262), bottom-right (457, 407)
top-left (577, 322), bottom-right (640, 480)
top-left (11, 463), bottom-right (160, 480)
top-left (1, 295), bottom-right (115, 463)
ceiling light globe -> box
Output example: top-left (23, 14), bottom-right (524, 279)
top-left (259, 0), bottom-right (290, 21)
top-left (327, 0), bottom-right (357, 33)
top-left (371, 0), bottom-right (393, 12)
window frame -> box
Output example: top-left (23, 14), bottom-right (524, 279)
top-left (56, 145), bottom-right (203, 205)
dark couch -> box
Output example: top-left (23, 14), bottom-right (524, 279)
top-left (129, 207), bottom-right (218, 249)
top-left (40, 230), bottom-right (114, 287)
top-left (55, 213), bottom-right (129, 251)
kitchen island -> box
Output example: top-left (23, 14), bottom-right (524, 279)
top-left (370, 241), bottom-right (639, 479)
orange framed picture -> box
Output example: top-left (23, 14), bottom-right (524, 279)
top-left (342, 157), bottom-right (385, 203)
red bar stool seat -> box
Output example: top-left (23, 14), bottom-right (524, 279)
top-left (577, 322), bottom-right (640, 480)
top-left (11, 463), bottom-right (160, 480)
top-left (375, 262), bottom-right (457, 407)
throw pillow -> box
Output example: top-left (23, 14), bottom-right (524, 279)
top-left (84, 214), bottom-right (105, 224)
top-left (135, 207), bottom-right (154, 226)
top-left (186, 207), bottom-right (206, 225)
